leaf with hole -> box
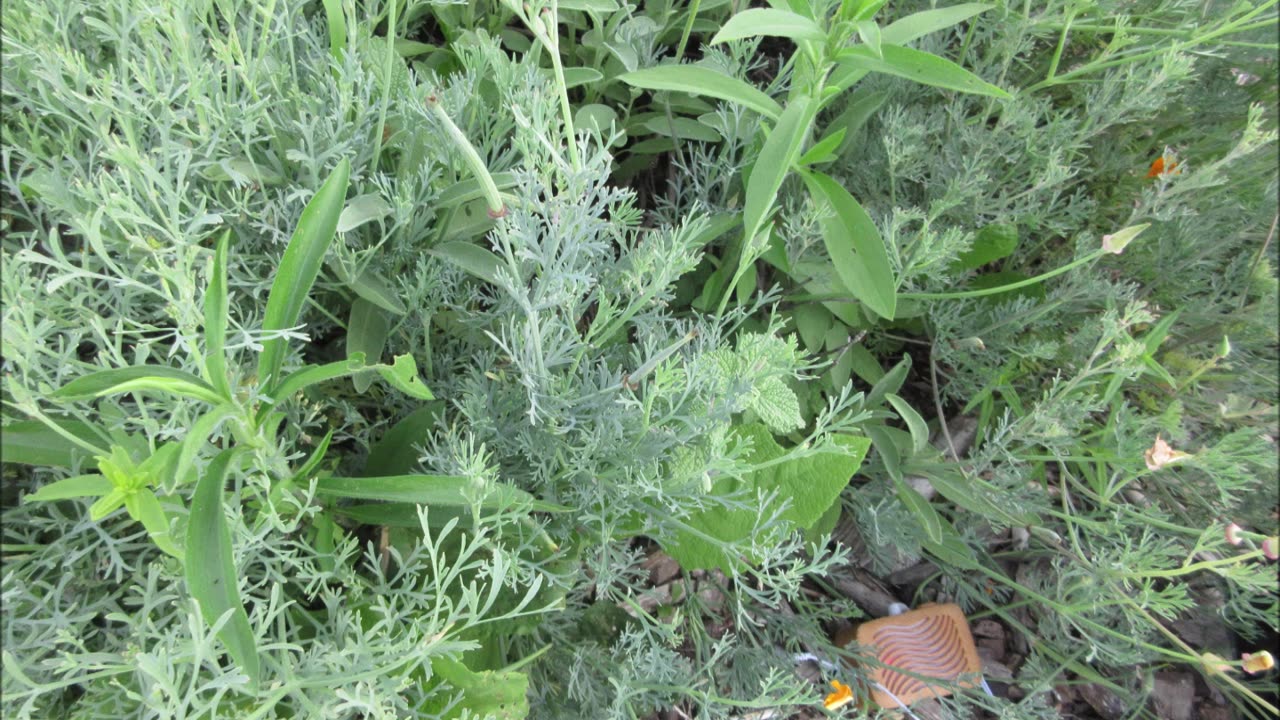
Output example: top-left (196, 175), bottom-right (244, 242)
top-left (347, 299), bottom-right (388, 393)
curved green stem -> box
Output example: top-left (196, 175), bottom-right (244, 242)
top-left (899, 249), bottom-right (1106, 301)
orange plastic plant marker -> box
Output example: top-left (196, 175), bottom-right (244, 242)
top-left (853, 603), bottom-right (982, 708)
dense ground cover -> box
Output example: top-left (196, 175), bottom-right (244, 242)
top-left (2, 1), bottom-right (1277, 718)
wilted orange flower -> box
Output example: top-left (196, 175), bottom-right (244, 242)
top-left (823, 679), bottom-right (855, 711)
top-left (1225, 523), bottom-right (1244, 546)
top-left (1147, 156), bottom-right (1181, 178)
top-left (1144, 435), bottom-right (1191, 471)
top-left (1243, 651), bottom-right (1275, 674)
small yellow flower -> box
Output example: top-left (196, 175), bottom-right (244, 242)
top-left (1144, 435), bottom-right (1192, 471)
top-left (1243, 651), bottom-right (1274, 674)
top-left (823, 679), bottom-right (855, 711)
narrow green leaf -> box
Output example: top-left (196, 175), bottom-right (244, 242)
top-left (831, 89), bottom-right (889, 151)
top-left (346, 267), bottom-right (408, 315)
top-left (619, 66), bottom-right (782, 120)
top-left (271, 355), bottom-right (367, 402)
top-left (203, 230), bottom-right (232, 399)
top-left (865, 424), bottom-right (902, 482)
top-left (24, 474), bottom-right (113, 503)
top-left (363, 404), bottom-right (444, 477)
top-left (173, 405), bottom-right (237, 489)
top-left (347, 299), bottom-right (388, 393)
top-left (186, 448), bottom-right (259, 689)
top-left (920, 466), bottom-right (1037, 527)
top-left (375, 354), bottom-right (435, 400)
top-left (54, 367), bottom-right (223, 405)
top-left (801, 170), bottom-right (897, 319)
top-left (838, 44), bottom-right (1010, 99)
top-left (710, 8), bottom-right (825, 44)
top-left (643, 116), bottom-right (722, 142)
top-left (562, 67), bottom-right (605, 89)
top-left (951, 222), bottom-right (1018, 271)
top-left (867, 354), bottom-right (910, 407)
top-left (438, 172), bottom-right (518, 208)
top-left (126, 488), bottom-right (182, 558)
top-left (258, 159), bottom-right (351, 391)
top-left (885, 393), bottom-right (929, 453)
top-left (332, 502), bottom-right (469, 528)
top-left (855, 20), bottom-right (882, 58)
top-left (0, 419), bottom-right (108, 467)
top-left (743, 97), bottom-right (812, 248)
top-left (320, 0), bottom-right (347, 63)
top-left (881, 3), bottom-right (991, 45)
top-left (337, 193), bottom-right (393, 233)
top-left (291, 429), bottom-right (334, 484)
top-left (314, 474), bottom-right (566, 512)
top-left (797, 127), bottom-right (847, 166)
top-left (895, 477), bottom-right (942, 544)
top-left (394, 39), bottom-right (436, 57)
top-left (428, 241), bottom-right (506, 285)
top-left (89, 488), bottom-right (127, 521)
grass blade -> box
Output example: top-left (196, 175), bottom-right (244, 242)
top-left (186, 448), bottom-right (259, 690)
top-left (257, 159), bottom-right (351, 391)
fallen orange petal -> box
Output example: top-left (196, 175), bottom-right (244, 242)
top-left (823, 679), bottom-right (855, 711)
top-left (1144, 435), bottom-right (1191, 470)
top-left (1147, 156), bottom-right (1181, 178)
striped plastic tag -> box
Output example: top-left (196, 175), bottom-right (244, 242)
top-left (854, 603), bottom-right (982, 708)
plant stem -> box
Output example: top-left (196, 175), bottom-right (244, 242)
top-left (426, 96), bottom-right (506, 217)
top-left (675, 0), bottom-right (702, 62)
top-left (899, 249), bottom-right (1106, 300)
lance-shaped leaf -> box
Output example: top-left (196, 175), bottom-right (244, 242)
top-left (257, 159), bottom-right (351, 391)
top-left (202, 229), bottom-right (232, 398)
top-left (54, 366), bottom-right (224, 405)
top-left (837, 44), bottom-right (1010, 99)
top-left (710, 8), bottom-right (825, 44)
top-left (619, 65), bottom-right (782, 120)
top-left (742, 97), bottom-right (813, 249)
top-left (800, 170), bottom-right (897, 320)
top-left (314, 474), bottom-right (568, 513)
top-left (186, 448), bottom-right (259, 689)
